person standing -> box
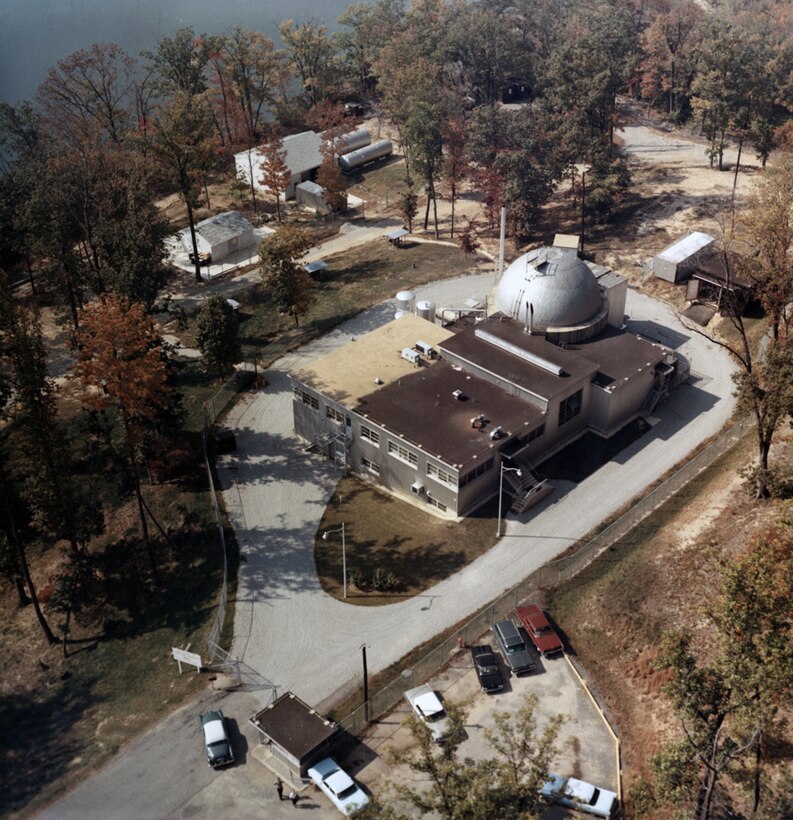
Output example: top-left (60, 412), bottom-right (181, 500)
top-left (288, 789), bottom-right (299, 807)
top-left (274, 778), bottom-right (284, 800)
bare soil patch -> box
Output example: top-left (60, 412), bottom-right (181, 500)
top-left (547, 431), bottom-right (793, 813)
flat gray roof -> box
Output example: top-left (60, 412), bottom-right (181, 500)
top-left (194, 211), bottom-right (253, 245)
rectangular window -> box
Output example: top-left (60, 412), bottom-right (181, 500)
top-left (361, 457), bottom-right (381, 475)
top-left (526, 423), bottom-right (545, 443)
top-left (427, 462), bottom-right (457, 490)
top-left (427, 497), bottom-right (447, 512)
top-left (294, 387), bottom-right (319, 410)
top-left (360, 425), bottom-right (380, 446)
top-left (326, 406), bottom-right (344, 423)
top-left (460, 457), bottom-right (495, 488)
top-left (388, 440), bottom-right (418, 468)
top-left (559, 389), bottom-right (583, 427)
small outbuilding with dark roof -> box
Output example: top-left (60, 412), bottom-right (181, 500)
top-left (249, 692), bottom-right (340, 778)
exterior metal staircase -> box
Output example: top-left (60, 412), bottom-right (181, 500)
top-left (502, 458), bottom-right (553, 513)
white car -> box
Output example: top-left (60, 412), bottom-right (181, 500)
top-left (307, 757), bottom-right (369, 816)
top-left (540, 774), bottom-right (617, 818)
top-left (404, 683), bottom-right (450, 743)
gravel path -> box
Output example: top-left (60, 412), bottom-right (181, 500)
top-left (219, 277), bottom-right (737, 708)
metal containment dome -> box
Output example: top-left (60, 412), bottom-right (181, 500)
top-left (495, 248), bottom-right (603, 329)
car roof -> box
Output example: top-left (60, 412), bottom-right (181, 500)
top-left (309, 757), bottom-right (340, 778)
top-left (325, 768), bottom-right (355, 794)
top-left (202, 718), bottom-right (227, 745)
top-left (413, 691), bottom-right (443, 715)
top-left (565, 777), bottom-right (597, 802)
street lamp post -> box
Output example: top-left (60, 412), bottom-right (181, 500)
top-left (322, 523), bottom-right (347, 599)
top-left (497, 465), bottom-right (522, 538)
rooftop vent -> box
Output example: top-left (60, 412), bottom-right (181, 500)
top-left (452, 389), bottom-right (464, 400)
top-left (489, 426), bottom-right (503, 440)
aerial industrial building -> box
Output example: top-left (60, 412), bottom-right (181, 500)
top-left (291, 248), bottom-right (682, 518)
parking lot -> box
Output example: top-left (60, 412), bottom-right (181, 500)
top-left (351, 637), bottom-right (619, 815)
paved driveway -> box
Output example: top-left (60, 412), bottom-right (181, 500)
top-left (219, 275), bottom-right (737, 709)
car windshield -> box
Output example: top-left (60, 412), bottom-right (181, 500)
top-left (336, 784), bottom-right (358, 800)
top-left (208, 741), bottom-right (227, 751)
top-left (505, 644), bottom-right (523, 654)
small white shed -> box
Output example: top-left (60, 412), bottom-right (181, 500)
top-left (179, 211), bottom-right (256, 263)
top-left (653, 232), bottom-right (715, 283)
top-left (295, 180), bottom-right (330, 214)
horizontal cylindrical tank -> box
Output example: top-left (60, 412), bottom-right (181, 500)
top-left (333, 129), bottom-right (371, 154)
top-left (416, 299), bottom-right (436, 322)
top-left (338, 139), bottom-right (393, 172)
top-left (396, 290), bottom-right (415, 313)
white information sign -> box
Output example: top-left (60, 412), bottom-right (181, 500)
top-left (172, 647), bottom-right (203, 673)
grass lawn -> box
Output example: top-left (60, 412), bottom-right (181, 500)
top-left (315, 475), bottom-right (499, 605)
top-left (181, 239), bottom-right (489, 371)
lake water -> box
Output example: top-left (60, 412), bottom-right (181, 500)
top-left (0, 0), bottom-right (363, 104)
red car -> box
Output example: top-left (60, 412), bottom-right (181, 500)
top-left (515, 604), bottom-right (564, 657)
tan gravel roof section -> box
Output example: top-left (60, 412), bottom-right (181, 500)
top-left (291, 314), bottom-right (455, 406)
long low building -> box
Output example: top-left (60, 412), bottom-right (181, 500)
top-left (291, 248), bottom-right (681, 518)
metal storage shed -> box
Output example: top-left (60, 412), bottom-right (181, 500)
top-left (653, 232), bottom-right (715, 283)
top-left (296, 180), bottom-right (330, 214)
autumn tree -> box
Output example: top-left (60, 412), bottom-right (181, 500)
top-left (335, 0), bottom-right (404, 94)
top-left (48, 549), bottom-right (103, 657)
top-left (646, 524), bottom-right (793, 818)
top-left (258, 134), bottom-right (291, 222)
top-left (403, 101), bottom-right (443, 236)
top-left (36, 43), bottom-right (137, 145)
top-left (279, 19), bottom-right (336, 108)
top-left (207, 27), bottom-right (285, 146)
top-left (75, 295), bottom-right (172, 582)
top-left (143, 27), bottom-right (217, 98)
top-left (258, 225), bottom-right (314, 326)
top-left (316, 158), bottom-right (348, 212)
top-left (397, 185), bottom-right (419, 233)
top-left (0, 274), bottom-right (98, 554)
top-left (148, 91), bottom-right (216, 281)
top-left (195, 295), bottom-right (241, 379)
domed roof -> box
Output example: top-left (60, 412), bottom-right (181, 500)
top-left (495, 248), bottom-right (603, 328)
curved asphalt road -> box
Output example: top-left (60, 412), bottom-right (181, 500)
top-left (220, 274), bottom-right (737, 709)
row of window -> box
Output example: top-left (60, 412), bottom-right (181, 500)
top-left (388, 441), bottom-right (418, 467)
top-left (460, 457), bottom-right (495, 488)
top-left (427, 462), bottom-right (456, 487)
top-left (294, 387), bottom-right (319, 410)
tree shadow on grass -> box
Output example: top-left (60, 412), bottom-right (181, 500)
top-left (0, 674), bottom-right (102, 816)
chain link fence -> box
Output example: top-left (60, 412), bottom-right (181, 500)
top-left (203, 369), bottom-right (257, 664)
top-left (338, 416), bottom-right (751, 736)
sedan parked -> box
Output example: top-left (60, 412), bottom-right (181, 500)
top-left (198, 710), bottom-right (234, 768)
top-left (540, 774), bottom-right (617, 818)
top-left (308, 757), bottom-right (369, 816)
top-left (515, 604), bottom-right (564, 656)
top-left (470, 644), bottom-right (504, 693)
top-left (404, 684), bottom-right (450, 743)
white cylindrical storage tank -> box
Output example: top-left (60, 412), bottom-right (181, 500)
top-left (339, 139), bottom-right (393, 172)
top-left (333, 128), bottom-right (371, 154)
top-left (396, 290), bottom-right (415, 312)
top-left (416, 299), bottom-right (436, 322)
top-left (394, 309), bottom-right (408, 320)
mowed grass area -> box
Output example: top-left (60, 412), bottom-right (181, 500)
top-left (314, 475), bottom-right (499, 605)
